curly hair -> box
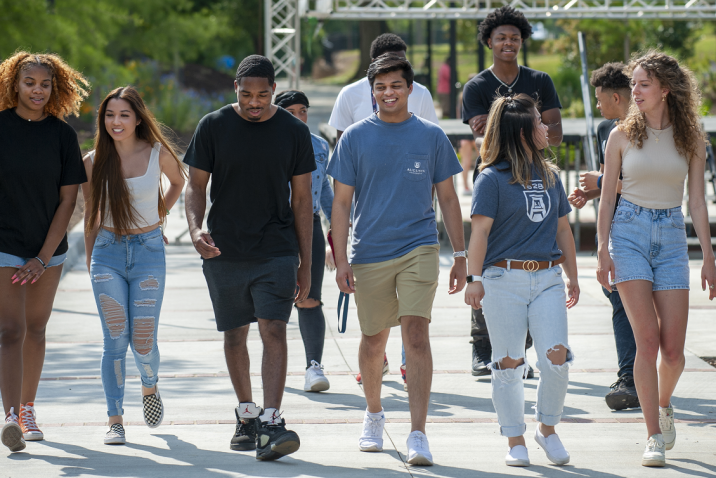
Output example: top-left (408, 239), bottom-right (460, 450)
top-left (590, 62), bottom-right (631, 92)
top-left (621, 50), bottom-right (705, 164)
top-left (479, 6), bottom-right (532, 47)
top-left (235, 54), bottom-right (274, 85)
top-left (0, 51), bottom-right (89, 120)
top-left (370, 33), bottom-right (408, 60)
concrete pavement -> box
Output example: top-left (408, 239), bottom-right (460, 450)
top-left (2, 207), bottom-right (716, 477)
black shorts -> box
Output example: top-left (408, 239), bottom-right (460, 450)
top-left (202, 255), bottom-right (299, 331)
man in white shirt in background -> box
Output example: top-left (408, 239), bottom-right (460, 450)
top-left (328, 32), bottom-right (440, 389)
top-left (329, 33), bottom-right (439, 142)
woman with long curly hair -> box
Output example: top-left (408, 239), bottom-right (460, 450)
top-left (82, 86), bottom-right (185, 445)
top-left (597, 51), bottom-right (716, 467)
top-left (0, 51), bottom-right (89, 453)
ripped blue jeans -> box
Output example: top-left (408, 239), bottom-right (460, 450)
top-left (89, 228), bottom-right (165, 417)
top-left (481, 265), bottom-right (573, 437)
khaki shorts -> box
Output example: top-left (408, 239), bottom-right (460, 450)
top-left (351, 244), bottom-right (440, 336)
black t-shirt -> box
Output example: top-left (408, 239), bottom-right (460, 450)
top-left (183, 105), bottom-right (316, 262)
top-left (461, 66), bottom-right (562, 124)
top-left (0, 109), bottom-right (86, 258)
top-left (598, 118), bottom-right (622, 208)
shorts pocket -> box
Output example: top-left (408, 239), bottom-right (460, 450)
top-left (613, 208), bottom-right (636, 224)
top-left (670, 211), bottom-right (686, 229)
top-left (402, 154), bottom-right (429, 182)
top-left (483, 266), bottom-right (505, 280)
top-left (552, 265), bottom-right (563, 276)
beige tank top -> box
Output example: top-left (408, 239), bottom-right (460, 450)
top-left (620, 126), bottom-right (688, 209)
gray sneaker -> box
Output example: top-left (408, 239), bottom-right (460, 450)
top-left (659, 405), bottom-right (676, 450)
top-left (642, 434), bottom-right (665, 467)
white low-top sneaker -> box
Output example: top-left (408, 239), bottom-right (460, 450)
top-left (359, 410), bottom-right (385, 452)
top-left (304, 360), bottom-right (330, 392)
top-left (659, 405), bottom-right (676, 450)
top-left (505, 445), bottom-right (530, 466)
top-left (407, 430), bottom-right (434, 466)
top-left (534, 428), bottom-right (570, 465)
top-left (642, 434), bottom-right (666, 467)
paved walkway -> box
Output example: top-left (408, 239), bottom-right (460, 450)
top-left (2, 208), bottom-right (716, 478)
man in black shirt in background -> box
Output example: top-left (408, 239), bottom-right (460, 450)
top-left (461, 6), bottom-right (563, 376)
top-left (568, 62), bottom-right (639, 411)
top-left (184, 55), bottom-right (316, 460)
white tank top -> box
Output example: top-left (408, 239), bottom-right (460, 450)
top-left (90, 142), bottom-right (162, 229)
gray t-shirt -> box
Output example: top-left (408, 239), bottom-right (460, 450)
top-left (471, 162), bottom-right (571, 272)
top-left (327, 113), bottom-right (463, 264)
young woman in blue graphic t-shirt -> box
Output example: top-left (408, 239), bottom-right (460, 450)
top-left (464, 94), bottom-right (579, 468)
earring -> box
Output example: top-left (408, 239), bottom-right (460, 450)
top-left (662, 95), bottom-right (666, 102)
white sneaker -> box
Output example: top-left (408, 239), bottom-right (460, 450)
top-left (304, 360), bottom-right (330, 392)
top-left (659, 405), bottom-right (676, 450)
top-left (534, 428), bottom-right (570, 465)
top-left (505, 445), bottom-right (530, 466)
top-left (2, 408), bottom-right (26, 452)
top-left (359, 410), bottom-right (385, 452)
top-left (642, 434), bottom-right (666, 467)
top-left (406, 430), bottom-right (434, 466)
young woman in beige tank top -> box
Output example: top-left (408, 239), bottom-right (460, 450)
top-left (81, 87), bottom-right (185, 445)
top-left (596, 51), bottom-right (716, 467)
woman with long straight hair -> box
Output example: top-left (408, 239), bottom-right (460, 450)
top-left (82, 86), bottom-right (186, 445)
top-left (597, 51), bottom-right (716, 467)
top-left (464, 94), bottom-right (579, 467)
top-left (0, 52), bottom-right (89, 453)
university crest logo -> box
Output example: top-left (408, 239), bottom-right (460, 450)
top-left (414, 162), bottom-right (421, 169)
top-left (523, 180), bottom-right (550, 222)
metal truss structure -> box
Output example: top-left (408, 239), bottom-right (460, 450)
top-left (267, 0), bottom-right (716, 86)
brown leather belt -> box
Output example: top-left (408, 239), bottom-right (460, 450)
top-left (492, 255), bottom-right (566, 272)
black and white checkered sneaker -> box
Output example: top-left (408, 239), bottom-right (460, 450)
top-left (104, 423), bottom-right (126, 445)
top-left (143, 386), bottom-right (164, 428)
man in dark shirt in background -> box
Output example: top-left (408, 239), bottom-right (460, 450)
top-left (568, 62), bottom-right (639, 411)
top-left (184, 55), bottom-right (316, 460)
top-left (461, 6), bottom-right (563, 376)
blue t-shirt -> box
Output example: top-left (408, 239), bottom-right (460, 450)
top-left (471, 162), bottom-right (571, 272)
top-left (327, 113), bottom-right (463, 264)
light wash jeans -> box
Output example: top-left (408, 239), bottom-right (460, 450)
top-left (481, 264), bottom-right (574, 437)
top-left (89, 227), bottom-right (165, 417)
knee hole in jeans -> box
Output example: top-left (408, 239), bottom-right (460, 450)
top-left (492, 355), bottom-right (525, 370)
top-left (99, 293), bottom-right (126, 339)
top-left (132, 317), bottom-right (156, 355)
top-left (296, 298), bottom-right (321, 308)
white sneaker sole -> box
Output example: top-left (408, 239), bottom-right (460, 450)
top-left (304, 379), bottom-right (330, 392)
top-left (642, 455), bottom-right (666, 467)
top-left (23, 431), bottom-right (44, 441)
top-left (506, 458), bottom-right (530, 466)
top-left (407, 452), bottom-right (434, 466)
top-left (359, 443), bottom-right (383, 452)
top-left (2, 422), bottom-right (26, 452)
top-left (104, 437), bottom-right (126, 445)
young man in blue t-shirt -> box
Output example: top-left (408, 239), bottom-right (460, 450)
top-left (328, 54), bottom-right (466, 466)
top-left (568, 63), bottom-right (639, 411)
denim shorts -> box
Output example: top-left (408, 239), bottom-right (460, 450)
top-left (0, 251), bottom-right (67, 269)
top-left (609, 198), bottom-right (690, 291)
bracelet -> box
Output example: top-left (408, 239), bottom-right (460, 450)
top-left (597, 174), bottom-right (604, 189)
top-left (34, 256), bottom-right (47, 269)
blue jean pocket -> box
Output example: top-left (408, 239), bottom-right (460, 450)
top-left (613, 209), bottom-right (636, 224)
top-left (483, 267), bottom-right (505, 280)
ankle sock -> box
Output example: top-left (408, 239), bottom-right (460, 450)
top-left (366, 408), bottom-right (384, 419)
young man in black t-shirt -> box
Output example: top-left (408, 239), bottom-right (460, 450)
top-left (567, 63), bottom-right (639, 411)
top-left (461, 6), bottom-right (563, 376)
top-left (184, 55), bottom-right (316, 461)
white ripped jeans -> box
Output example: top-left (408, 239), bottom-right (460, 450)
top-left (481, 265), bottom-right (574, 437)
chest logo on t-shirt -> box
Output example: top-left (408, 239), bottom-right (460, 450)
top-left (523, 180), bottom-right (551, 223)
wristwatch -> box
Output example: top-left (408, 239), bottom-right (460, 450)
top-left (453, 250), bottom-right (468, 258)
top-left (466, 275), bottom-right (482, 283)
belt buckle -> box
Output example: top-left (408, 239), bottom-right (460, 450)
top-left (523, 260), bottom-right (539, 272)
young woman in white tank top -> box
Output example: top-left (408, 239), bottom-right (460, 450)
top-left (597, 51), bottom-right (716, 467)
top-left (81, 86), bottom-right (186, 446)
